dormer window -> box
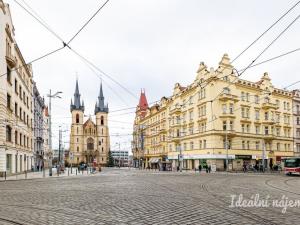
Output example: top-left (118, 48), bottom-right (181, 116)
top-left (223, 87), bottom-right (230, 94)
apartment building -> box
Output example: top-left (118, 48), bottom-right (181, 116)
top-left (133, 54), bottom-right (294, 171)
top-left (0, 0), bottom-right (34, 175)
top-left (293, 90), bottom-right (300, 157)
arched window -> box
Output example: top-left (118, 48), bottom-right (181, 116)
top-left (76, 114), bottom-right (79, 124)
top-left (77, 146), bottom-right (79, 152)
top-left (101, 116), bottom-right (104, 125)
top-left (87, 138), bottom-right (94, 150)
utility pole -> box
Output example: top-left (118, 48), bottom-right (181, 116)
top-left (118, 142), bottom-right (121, 168)
top-left (48, 89), bottom-right (52, 176)
top-left (262, 139), bottom-right (266, 172)
top-left (58, 127), bottom-right (61, 169)
top-left (47, 89), bottom-right (62, 176)
top-left (225, 128), bottom-right (228, 172)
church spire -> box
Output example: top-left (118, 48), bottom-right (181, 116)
top-left (70, 79), bottom-right (85, 112)
top-left (95, 82), bottom-right (109, 114)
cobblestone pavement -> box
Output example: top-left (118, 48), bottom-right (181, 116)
top-left (0, 168), bottom-right (299, 225)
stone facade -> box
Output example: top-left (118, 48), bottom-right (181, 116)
top-left (67, 80), bottom-right (110, 166)
top-left (33, 82), bottom-right (45, 170)
top-left (0, 0), bottom-right (34, 175)
top-left (292, 90), bottom-right (300, 157)
top-left (133, 54), bottom-right (295, 171)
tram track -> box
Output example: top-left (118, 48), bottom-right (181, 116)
top-left (143, 175), bottom-right (278, 225)
top-left (0, 217), bottom-right (23, 225)
top-left (265, 178), bottom-right (300, 196)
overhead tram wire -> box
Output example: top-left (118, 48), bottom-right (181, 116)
top-left (12, 0), bottom-right (300, 113)
top-left (238, 47), bottom-right (300, 72)
top-left (230, 0), bottom-right (300, 63)
top-left (66, 0), bottom-right (111, 45)
top-left (71, 48), bottom-right (131, 107)
top-left (70, 48), bottom-right (138, 100)
top-left (14, 0), bottom-right (138, 101)
top-left (0, 45), bottom-right (66, 78)
top-left (210, 12), bottom-right (300, 103)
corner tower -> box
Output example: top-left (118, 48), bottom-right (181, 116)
top-left (95, 82), bottom-right (110, 166)
top-left (70, 79), bottom-right (85, 164)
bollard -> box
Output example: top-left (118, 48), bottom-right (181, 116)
top-left (4, 171), bottom-right (6, 181)
top-left (68, 168), bottom-right (70, 176)
top-left (76, 169), bottom-right (77, 175)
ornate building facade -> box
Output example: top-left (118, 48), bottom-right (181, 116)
top-left (67, 80), bottom-right (110, 166)
top-left (0, 1), bottom-right (34, 176)
top-left (293, 90), bottom-right (300, 157)
top-left (133, 54), bottom-right (295, 171)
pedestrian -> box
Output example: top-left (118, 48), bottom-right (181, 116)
top-left (206, 165), bottom-right (208, 173)
top-left (208, 165), bottom-right (211, 173)
top-left (243, 162), bottom-right (247, 173)
top-left (199, 164), bottom-right (202, 173)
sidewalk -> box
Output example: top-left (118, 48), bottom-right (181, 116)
top-left (0, 167), bottom-right (98, 182)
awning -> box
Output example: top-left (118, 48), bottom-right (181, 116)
top-left (149, 158), bottom-right (160, 163)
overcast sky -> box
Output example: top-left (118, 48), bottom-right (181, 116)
top-left (6, 0), bottom-right (300, 153)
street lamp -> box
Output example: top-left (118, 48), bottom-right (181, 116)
top-left (47, 90), bottom-right (62, 176)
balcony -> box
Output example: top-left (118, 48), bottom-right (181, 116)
top-left (197, 116), bottom-right (208, 122)
top-left (263, 134), bottom-right (275, 140)
top-left (5, 55), bottom-right (16, 68)
top-left (219, 113), bottom-right (236, 119)
top-left (218, 93), bottom-right (239, 102)
top-left (170, 122), bottom-right (181, 128)
top-left (216, 130), bottom-right (236, 137)
top-left (262, 102), bottom-right (279, 110)
top-left (170, 106), bottom-right (181, 114)
top-left (171, 135), bottom-right (181, 142)
top-left (262, 119), bottom-right (276, 125)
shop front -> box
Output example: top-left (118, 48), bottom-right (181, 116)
top-left (167, 154), bottom-right (236, 171)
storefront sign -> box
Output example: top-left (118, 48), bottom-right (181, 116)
top-left (235, 155), bottom-right (252, 160)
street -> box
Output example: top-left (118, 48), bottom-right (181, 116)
top-left (0, 168), bottom-right (299, 225)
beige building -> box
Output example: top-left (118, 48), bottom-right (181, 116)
top-left (133, 54), bottom-right (294, 171)
top-left (292, 90), bottom-right (300, 157)
top-left (67, 80), bottom-right (110, 166)
top-left (43, 106), bottom-right (51, 168)
top-left (0, 0), bottom-right (34, 175)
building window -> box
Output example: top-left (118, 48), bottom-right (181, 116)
top-left (255, 126), bottom-right (260, 134)
top-left (223, 121), bottom-right (227, 131)
top-left (15, 131), bottom-right (18, 144)
top-left (254, 95), bottom-right (259, 104)
top-left (77, 147), bottom-right (79, 152)
top-left (7, 94), bottom-right (11, 110)
top-left (277, 143), bottom-right (280, 151)
top-left (76, 114), bottom-right (79, 123)
top-left (229, 103), bottom-right (234, 114)
top-left (6, 126), bottom-right (12, 142)
top-left (87, 138), bottom-right (94, 150)
top-left (255, 110), bottom-right (259, 120)
top-left (7, 67), bottom-right (12, 84)
top-left (297, 117), bottom-right (300, 125)
top-left (296, 129), bottom-right (300, 138)
top-left (101, 116), bottom-right (104, 125)
top-left (203, 140), bottom-right (207, 149)
top-left (265, 126), bottom-right (269, 135)
top-left (242, 141), bottom-right (245, 149)
top-left (190, 142), bottom-right (194, 150)
top-left (241, 92), bottom-right (245, 101)
top-left (223, 87), bottom-right (230, 94)
top-left (256, 141), bottom-right (260, 150)
top-left (15, 79), bottom-right (18, 94)
top-left (199, 140), bottom-right (202, 149)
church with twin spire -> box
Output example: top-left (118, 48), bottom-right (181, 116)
top-left (67, 80), bottom-right (110, 166)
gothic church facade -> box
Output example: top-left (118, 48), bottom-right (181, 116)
top-left (68, 80), bottom-right (110, 166)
